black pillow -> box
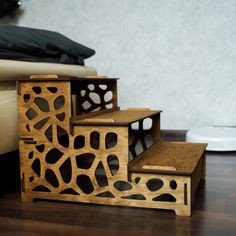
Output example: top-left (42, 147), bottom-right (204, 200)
top-left (0, 25), bottom-right (95, 65)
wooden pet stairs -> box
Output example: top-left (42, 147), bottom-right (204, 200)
top-left (17, 75), bottom-right (206, 216)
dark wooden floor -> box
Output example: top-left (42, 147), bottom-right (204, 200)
top-left (1, 131), bottom-right (236, 235)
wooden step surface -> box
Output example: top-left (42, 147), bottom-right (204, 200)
top-left (129, 141), bottom-right (207, 176)
top-left (71, 109), bottom-right (161, 126)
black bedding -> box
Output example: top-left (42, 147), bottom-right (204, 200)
top-left (0, 25), bottom-right (95, 65)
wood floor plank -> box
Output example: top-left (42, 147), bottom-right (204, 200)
top-left (0, 130), bottom-right (236, 235)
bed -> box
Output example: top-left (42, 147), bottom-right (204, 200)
top-left (0, 59), bottom-right (97, 154)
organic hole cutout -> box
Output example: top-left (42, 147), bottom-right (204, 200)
top-left (90, 131), bottom-right (100, 150)
top-left (107, 155), bottom-right (119, 176)
top-left (56, 112), bottom-right (65, 121)
top-left (45, 148), bottom-right (63, 164)
top-left (99, 84), bottom-right (107, 90)
top-left (34, 97), bottom-right (50, 112)
top-left (135, 140), bottom-right (144, 156)
top-left (26, 124), bottom-right (30, 132)
top-left (35, 144), bottom-right (45, 153)
top-left (54, 96), bottom-right (65, 110)
top-left (29, 177), bottom-right (34, 182)
top-left (96, 191), bottom-right (115, 198)
top-left (121, 194), bottom-right (146, 200)
top-left (95, 161), bottom-right (108, 187)
top-left (144, 134), bottom-right (154, 148)
top-left (57, 125), bottom-right (69, 148)
top-left (146, 178), bottom-right (164, 192)
top-left (91, 107), bottom-right (101, 112)
top-left (23, 94), bottom-right (30, 103)
top-left (105, 103), bottom-right (113, 109)
top-left (105, 132), bottom-right (117, 149)
top-left (89, 92), bottom-right (101, 104)
top-left (32, 86), bottom-right (42, 94)
top-left (74, 135), bottom-right (85, 149)
top-left (131, 122), bottom-right (139, 130)
top-left (80, 90), bottom-right (86, 97)
top-left (28, 151), bottom-right (33, 159)
top-left (170, 180), bottom-right (177, 190)
top-left (88, 84), bottom-right (95, 91)
top-left (82, 101), bottom-right (92, 110)
top-left (47, 87), bottom-right (58, 93)
top-left (59, 157), bottom-right (72, 183)
top-left (76, 153), bottom-right (95, 169)
top-left (45, 169), bottom-right (59, 188)
top-left (45, 125), bottom-right (53, 142)
top-left (33, 117), bottom-right (50, 130)
top-left (152, 194), bottom-right (176, 202)
top-left (135, 177), bottom-right (141, 184)
top-left (60, 188), bottom-right (79, 195)
top-left (77, 175), bottom-right (94, 194)
top-left (26, 108), bottom-right (38, 120)
top-left (104, 91), bottom-right (113, 102)
top-left (32, 185), bottom-right (51, 192)
top-left (114, 181), bottom-right (132, 191)
top-left (143, 118), bottom-right (153, 130)
top-left (32, 158), bottom-right (40, 177)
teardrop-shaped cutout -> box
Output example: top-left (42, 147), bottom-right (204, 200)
top-left (77, 175), bottom-right (94, 194)
top-left (33, 117), bottom-right (50, 130)
top-left (28, 151), bottom-right (33, 159)
top-left (95, 161), bottom-right (108, 187)
top-left (59, 157), bottom-right (72, 183)
top-left (35, 144), bottom-right (45, 153)
top-left (47, 87), bottom-right (58, 93)
top-left (23, 94), bottom-right (30, 103)
top-left (35, 97), bottom-right (50, 112)
top-left (89, 92), bottom-right (101, 104)
top-left (57, 125), bottom-right (69, 148)
top-left (56, 112), bottom-right (65, 121)
top-left (104, 91), bottom-right (113, 102)
top-left (32, 86), bottom-right (42, 94)
top-left (32, 158), bottom-right (41, 177)
top-left (54, 96), bottom-right (65, 110)
top-left (99, 84), bottom-right (107, 90)
top-left (107, 155), bottom-right (119, 176)
top-left (45, 125), bottom-right (53, 142)
top-left (45, 169), bottom-right (59, 188)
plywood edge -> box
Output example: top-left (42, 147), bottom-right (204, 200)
top-left (30, 74), bottom-right (59, 79)
top-left (142, 165), bottom-right (177, 171)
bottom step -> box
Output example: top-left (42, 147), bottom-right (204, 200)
top-left (128, 141), bottom-right (207, 216)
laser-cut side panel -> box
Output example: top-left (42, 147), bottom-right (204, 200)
top-left (70, 79), bottom-right (118, 116)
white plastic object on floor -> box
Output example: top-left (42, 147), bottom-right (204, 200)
top-left (186, 127), bottom-right (236, 151)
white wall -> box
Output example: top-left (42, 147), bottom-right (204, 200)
top-left (2, 0), bottom-right (236, 129)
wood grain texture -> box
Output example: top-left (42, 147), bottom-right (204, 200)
top-left (17, 78), bottom-right (205, 217)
